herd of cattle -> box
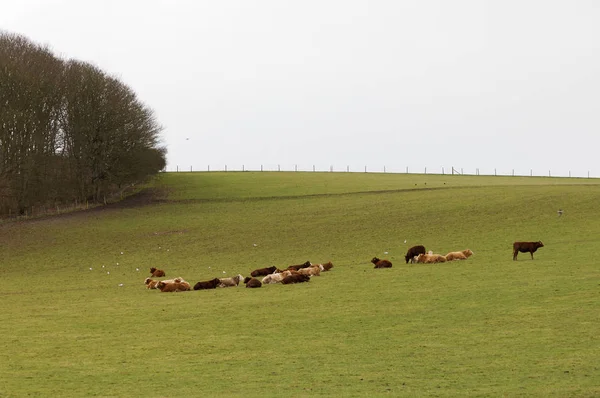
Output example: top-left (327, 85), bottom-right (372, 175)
top-left (144, 241), bottom-right (544, 293)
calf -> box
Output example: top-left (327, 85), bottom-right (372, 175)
top-left (405, 245), bottom-right (426, 264)
top-left (281, 273), bottom-right (311, 284)
top-left (371, 257), bottom-right (392, 268)
top-left (150, 267), bottom-right (165, 277)
top-left (513, 241), bottom-right (544, 260)
top-left (320, 261), bottom-right (334, 271)
top-left (245, 278), bottom-right (262, 288)
top-left (250, 266), bottom-right (278, 277)
top-left (193, 278), bottom-right (221, 290)
top-left (218, 274), bottom-right (243, 287)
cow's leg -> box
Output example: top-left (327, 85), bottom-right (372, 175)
top-left (530, 252), bottom-right (534, 260)
top-left (513, 250), bottom-right (518, 261)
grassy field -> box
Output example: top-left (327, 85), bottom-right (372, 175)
top-left (1, 172), bottom-right (599, 397)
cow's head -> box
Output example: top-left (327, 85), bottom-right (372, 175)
top-left (537, 241), bottom-right (544, 248)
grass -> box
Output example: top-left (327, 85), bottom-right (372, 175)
top-left (1, 172), bottom-right (599, 397)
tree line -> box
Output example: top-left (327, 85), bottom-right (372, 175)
top-left (0, 31), bottom-right (166, 216)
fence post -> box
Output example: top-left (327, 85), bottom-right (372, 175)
top-left (365, 166), bottom-right (367, 173)
top-left (225, 165), bottom-right (227, 172)
top-left (261, 165), bottom-right (263, 172)
top-left (176, 165), bottom-right (179, 172)
top-left (313, 165), bottom-right (315, 172)
top-left (278, 164), bottom-right (280, 172)
top-left (384, 166), bottom-right (386, 173)
top-left (406, 166), bottom-right (408, 174)
top-left (425, 167), bottom-right (427, 174)
top-left (330, 165), bottom-right (333, 172)
top-left (295, 165), bottom-right (297, 172)
top-left (588, 171), bottom-right (590, 178)
top-left (569, 171), bottom-right (571, 178)
top-left (242, 164), bottom-right (245, 172)
top-left (549, 170), bottom-right (551, 177)
top-left (442, 167), bottom-right (444, 175)
top-left (530, 169), bottom-right (532, 177)
top-left (461, 168), bottom-right (463, 175)
top-left (512, 169), bottom-right (514, 176)
top-left (190, 166), bottom-right (192, 172)
top-left (347, 165), bottom-right (349, 172)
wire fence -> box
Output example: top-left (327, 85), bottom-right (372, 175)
top-left (165, 164), bottom-right (596, 178)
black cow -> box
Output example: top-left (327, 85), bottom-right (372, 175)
top-left (193, 278), bottom-right (221, 290)
top-left (405, 245), bottom-right (426, 263)
top-left (285, 261), bottom-right (312, 271)
top-left (250, 266), bottom-right (278, 277)
top-left (513, 241), bottom-right (544, 260)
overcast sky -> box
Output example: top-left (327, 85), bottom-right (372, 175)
top-left (2, 1), bottom-right (599, 176)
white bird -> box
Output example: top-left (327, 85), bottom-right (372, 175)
top-left (102, 265), bottom-right (105, 268)
top-left (120, 252), bottom-right (123, 255)
top-left (118, 284), bottom-right (124, 287)
top-left (223, 271), bottom-right (226, 274)
top-left (136, 268), bottom-right (139, 271)
top-left (404, 240), bottom-right (407, 244)
top-left (89, 268), bottom-right (93, 271)
top-left (107, 271), bottom-right (110, 275)
top-left (384, 252), bottom-right (388, 254)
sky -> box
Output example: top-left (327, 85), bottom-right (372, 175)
top-left (1, 0), bottom-right (599, 177)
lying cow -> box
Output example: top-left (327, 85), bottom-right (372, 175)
top-left (281, 273), bottom-right (310, 284)
top-left (157, 280), bottom-right (191, 292)
top-left (150, 267), bottom-right (165, 277)
top-left (415, 253), bottom-right (446, 263)
top-left (320, 261), bottom-right (334, 271)
top-left (285, 261), bottom-right (312, 271)
top-left (262, 273), bottom-right (285, 284)
top-left (371, 257), bottom-right (392, 268)
top-left (513, 241), bottom-right (544, 260)
top-left (298, 266), bottom-right (321, 277)
top-left (145, 278), bottom-right (159, 289)
top-left (218, 274), bottom-right (243, 287)
top-left (193, 278), bottom-right (221, 290)
top-left (250, 266), bottom-right (279, 277)
top-left (405, 245), bottom-right (426, 264)
top-left (245, 278), bottom-right (262, 288)
top-left (445, 249), bottom-right (474, 261)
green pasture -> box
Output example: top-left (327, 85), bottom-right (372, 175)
top-left (1, 172), bottom-right (598, 397)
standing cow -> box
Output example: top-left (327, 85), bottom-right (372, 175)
top-left (405, 245), bottom-right (426, 263)
top-left (512, 241), bottom-right (544, 260)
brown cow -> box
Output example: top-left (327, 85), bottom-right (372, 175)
top-left (320, 261), bottom-right (334, 271)
top-left (513, 241), bottom-right (544, 260)
top-left (157, 280), bottom-right (191, 292)
top-left (245, 278), bottom-right (262, 288)
top-left (371, 257), bottom-right (392, 268)
top-left (405, 245), bottom-right (426, 264)
top-left (150, 267), bottom-right (165, 277)
top-left (281, 273), bottom-right (310, 284)
top-left (193, 278), bottom-right (221, 290)
top-left (250, 266), bottom-right (279, 277)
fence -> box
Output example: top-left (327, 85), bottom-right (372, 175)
top-left (165, 165), bottom-right (596, 179)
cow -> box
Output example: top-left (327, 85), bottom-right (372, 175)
top-left (405, 245), bottom-right (426, 263)
top-left (513, 241), bottom-right (544, 260)
top-left (415, 253), bottom-right (446, 263)
top-left (250, 266), bottom-right (279, 277)
top-left (157, 280), bottom-right (191, 292)
top-left (281, 273), bottom-right (311, 284)
top-left (320, 261), bottom-right (334, 271)
top-left (193, 278), bottom-right (221, 290)
top-left (150, 267), bottom-right (165, 277)
top-left (245, 278), bottom-right (262, 288)
top-left (144, 278), bottom-right (159, 289)
top-left (445, 249), bottom-right (474, 261)
top-left (298, 265), bottom-right (321, 277)
top-left (371, 257), bottom-right (392, 268)
top-left (262, 273), bottom-right (285, 284)
top-left (285, 261), bottom-right (312, 271)
top-left (218, 274), bottom-right (243, 287)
